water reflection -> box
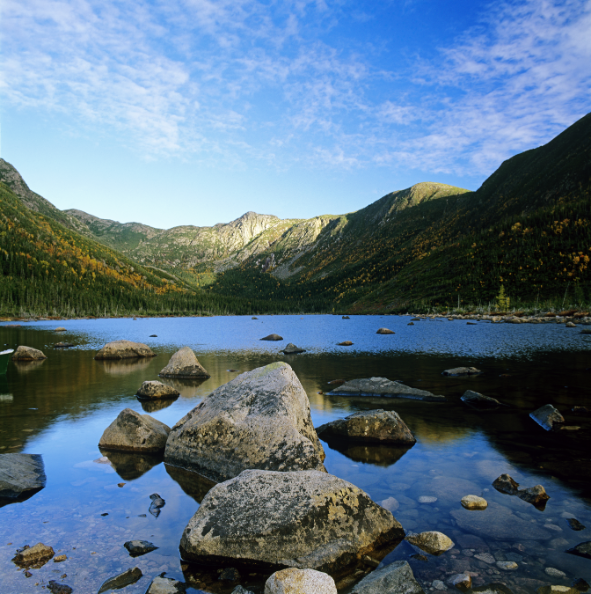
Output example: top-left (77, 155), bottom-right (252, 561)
top-left (165, 464), bottom-right (217, 504)
top-left (13, 360), bottom-right (46, 374)
top-left (162, 377), bottom-right (209, 398)
top-left (97, 358), bottom-right (152, 375)
top-left (98, 449), bottom-right (163, 481)
top-left (320, 436), bottom-right (413, 467)
top-left (139, 396), bottom-right (178, 413)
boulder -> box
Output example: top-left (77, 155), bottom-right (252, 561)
top-left (282, 343), bottom-right (306, 354)
top-left (12, 543), bottom-right (54, 567)
top-left (325, 377), bottom-right (445, 402)
top-left (261, 334), bottom-right (283, 341)
top-left (95, 340), bottom-right (155, 360)
top-left (99, 408), bottom-right (171, 453)
top-left (165, 362), bottom-right (326, 481)
top-left (179, 469), bottom-right (404, 574)
top-left (537, 587), bottom-right (577, 594)
top-left (265, 568), bottom-right (337, 593)
top-left (461, 495), bottom-right (488, 510)
top-left (517, 485), bottom-right (550, 508)
top-left (376, 328), bottom-right (395, 334)
top-left (442, 367), bottom-right (481, 376)
top-left (337, 341), bottom-right (354, 346)
top-left (136, 380), bottom-right (180, 400)
top-left (351, 560), bottom-right (425, 594)
top-left (492, 474), bottom-right (520, 495)
top-left (449, 573), bottom-right (472, 591)
top-left (406, 531), bottom-right (454, 556)
top-left (566, 541), bottom-right (591, 560)
top-left (55, 327), bottom-right (66, 332)
top-left (145, 576), bottom-right (186, 594)
top-left (98, 568), bottom-right (142, 594)
top-left (460, 390), bottom-right (502, 410)
top-left (316, 410), bottom-right (416, 444)
top-left (11, 346), bottom-right (47, 361)
top-left (159, 347), bottom-right (210, 379)
top-left (530, 404), bottom-right (564, 431)
top-left (0, 453), bottom-right (46, 499)
top-left (124, 540), bottom-right (158, 557)
top-left (566, 322), bottom-right (577, 328)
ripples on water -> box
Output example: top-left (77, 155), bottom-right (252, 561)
top-left (0, 315), bottom-right (590, 593)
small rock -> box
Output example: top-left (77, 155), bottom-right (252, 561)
top-left (546, 567), bottom-right (567, 578)
top-left (419, 496), bottom-right (437, 504)
top-left (98, 567), bottom-right (143, 593)
top-left (474, 552), bottom-right (496, 564)
top-left (124, 540), bottom-right (158, 557)
top-left (145, 576), bottom-right (186, 593)
top-left (53, 554), bottom-right (67, 562)
top-left (530, 404), bottom-right (565, 431)
top-left (136, 380), bottom-right (180, 400)
top-left (265, 568), bottom-right (337, 593)
top-left (55, 327), bottom-right (66, 332)
top-left (408, 322), bottom-right (414, 325)
top-left (219, 567), bottom-right (240, 581)
top-left (11, 346), bottom-right (47, 361)
top-left (376, 328), bottom-right (395, 334)
top-left (566, 322), bottom-right (577, 328)
top-left (406, 531), bottom-right (454, 555)
top-left (351, 560), bottom-right (425, 594)
top-left (492, 474), bottom-right (519, 495)
top-left (460, 390), bottom-right (502, 411)
top-left (337, 341), bottom-right (353, 346)
top-left (261, 334), bottom-right (283, 341)
top-left (566, 541), bottom-right (591, 560)
top-left (54, 342), bottom-right (74, 348)
top-left (449, 573), bottom-right (472, 591)
top-left (518, 485), bottom-right (550, 508)
top-left (537, 587), bottom-right (576, 594)
top-left (342, 316), bottom-right (350, 319)
top-left (461, 495), bottom-right (488, 510)
top-left (47, 581), bottom-right (73, 594)
top-left (159, 347), bottom-right (210, 378)
top-left (567, 518), bottom-right (585, 531)
top-left (442, 367), bottom-right (481, 376)
top-left (95, 340), bottom-right (155, 360)
top-left (12, 542), bottom-right (54, 567)
top-left (281, 343), bottom-right (306, 354)
top-left (149, 493), bottom-right (165, 517)
top-left (497, 561), bottom-right (518, 571)
top-left (380, 496), bottom-right (399, 512)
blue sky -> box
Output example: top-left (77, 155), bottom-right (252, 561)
top-left (2, 0), bottom-right (590, 229)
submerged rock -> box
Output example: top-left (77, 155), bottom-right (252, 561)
top-left (179, 469), bottom-right (404, 574)
top-left (136, 380), bottom-right (180, 400)
top-left (492, 474), bottom-right (520, 495)
top-left (145, 576), bottom-right (186, 594)
top-left (159, 347), bottom-right (210, 379)
top-left (12, 543), bottom-right (54, 567)
top-left (265, 568), bottom-right (337, 593)
top-left (568, 518), bottom-right (586, 531)
top-left (376, 328), bottom-right (395, 334)
top-left (0, 453), bottom-right (46, 499)
top-left (461, 495), bottom-right (488, 510)
top-left (316, 410), bottom-right (416, 444)
top-left (460, 390), bottom-right (503, 410)
top-left (567, 541), bottom-right (591, 560)
top-left (442, 367), bottom-right (481, 376)
top-left (281, 343), bottom-right (306, 354)
top-left (351, 560), bottom-right (424, 594)
top-left (337, 341), bottom-right (354, 346)
top-left (149, 493), bottom-right (166, 517)
top-left (449, 573), bottom-right (472, 591)
top-left (472, 584), bottom-right (515, 594)
top-left (517, 485), bottom-right (550, 508)
top-left (47, 581), bottom-right (73, 594)
top-left (98, 567), bottom-right (142, 593)
top-left (325, 377), bottom-right (445, 402)
top-left (95, 340), bottom-right (155, 360)
top-left (530, 404), bottom-right (565, 431)
top-left (165, 362), bottom-right (325, 482)
top-left (406, 531), bottom-right (454, 556)
top-left (261, 334), bottom-right (283, 341)
top-left (99, 408), bottom-right (171, 453)
top-left (124, 540), bottom-right (158, 557)
top-left (11, 346), bottom-right (47, 361)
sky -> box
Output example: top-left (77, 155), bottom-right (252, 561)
top-left (2, 0), bottom-right (591, 229)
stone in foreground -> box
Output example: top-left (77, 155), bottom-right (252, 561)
top-left (124, 540), bottom-right (158, 557)
top-left (316, 410), bottom-right (416, 444)
top-left (326, 377), bottom-right (445, 402)
top-left (281, 343), bottom-right (306, 354)
top-left (337, 341), bottom-right (353, 346)
top-left (99, 408), bottom-right (171, 453)
top-left (265, 568), bottom-right (337, 593)
top-left (460, 390), bottom-right (503, 410)
top-left (449, 573), bottom-right (472, 591)
top-left (261, 334), bottom-right (283, 341)
top-left (461, 495), bottom-right (488, 510)
top-left (11, 346), bottom-right (47, 361)
top-left (537, 587), bottom-right (577, 594)
top-left (492, 474), bottom-right (520, 495)
top-left (0, 453), bottom-right (46, 499)
top-left (376, 328), bottom-right (395, 334)
top-left (406, 531), bottom-right (454, 556)
top-left (442, 367), bottom-right (481, 376)
top-left (98, 567), bottom-right (142, 593)
top-left (180, 469), bottom-right (404, 574)
top-left (95, 340), bottom-right (155, 360)
top-left (351, 560), bottom-right (425, 594)
top-left (145, 576), bottom-right (186, 593)
top-left (12, 543), bottom-right (55, 567)
top-left (530, 404), bottom-right (565, 430)
top-left (517, 485), bottom-right (550, 508)
top-left (136, 380), bottom-right (180, 400)
top-left (159, 347), bottom-right (210, 379)
top-left (566, 541), bottom-right (591, 560)
top-left (165, 362), bottom-right (325, 481)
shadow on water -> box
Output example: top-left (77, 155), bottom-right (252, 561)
top-left (320, 436), bottom-right (414, 467)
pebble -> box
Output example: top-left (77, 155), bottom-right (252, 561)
top-left (432, 580), bottom-right (447, 590)
top-left (474, 553), bottom-right (496, 564)
top-left (419, 496), bottom-right (438, 504)
top-left (497, 561), bottom-right (518, 571)
top-left (546, 567), bottom-right (567, 578)
top-left (544, 524), bottom-right (562, 532)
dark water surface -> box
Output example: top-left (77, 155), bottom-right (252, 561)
top-left (1, 315), bottom-right (590, 593)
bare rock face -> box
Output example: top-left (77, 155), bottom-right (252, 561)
top-left (326, 377), bottom-right (445, 402)
top-left (165, 362), bottom-right (325, 482)
top-left (99, 408), bottom-right (171, 453)
top-left (316, 410), bottom-right (416, 445)
top-left (179, 469), bottom-right (404, 574)
top-left (11, 346), bottom-right (47, 361)
top-left (95, 340), bottom-right (155, 360)
top-left (351, 560), bottom-right (425, 594)
top-left (159, 347), bottom-right (210, 379)
top-left (265, 568), bottom-right (337, 593)
top-left (0, 453), bottom-right (46, 499)
top-left (442, 367), bottom-right (481, 376)
top-left (530, 404), bottom-right (564, 431)
top-left (460, 390), bottom-right (502, 411)
top-left (406, 532), bottom-right (454, 556)
top-left (136, 380), bottom-right (180, 400)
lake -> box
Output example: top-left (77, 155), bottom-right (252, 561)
top-left (1, 315), bottom-right (590, 593)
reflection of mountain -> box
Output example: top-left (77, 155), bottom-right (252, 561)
top-left (99, 449), bottom-right (163, 481)
top-left (97, 358), bottom-right (152, 376)
top-left (13, 360), bottom-right (46, 374)
top-left (139, 396), bottom-right (178, 412)
top-left (165, 464), bottom-right (216, 504)
top-left (321, 436), bottom-right (413, 467)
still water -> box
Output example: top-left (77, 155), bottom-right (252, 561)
top-left (1, 315), bottom-right (590, 593)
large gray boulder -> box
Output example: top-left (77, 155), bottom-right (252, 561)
top-left (165, 362), bottom-right (326, 481)
top-left (530, 404), bottom-right (564, 430)
top-left (0, 453), bottom-right (46, 499)
top-left (136, 380), bottom-right (180, 400)
top-left (11, 346), bottom-right (47, 361)
top-left (180, 469), bottom-right (404, 573)
top-left (95, 340), bottom-right (155, 360)
top-left (325, 377), bottom-right (445, 402)
top-left (159, 347), bottom-right (210, 379)
top-left (351, 560), bottom-right (425, 594)
top-left (99, 408), bottom-right (171, 453)
top-left (316, 410), bottom-right (416, 444)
